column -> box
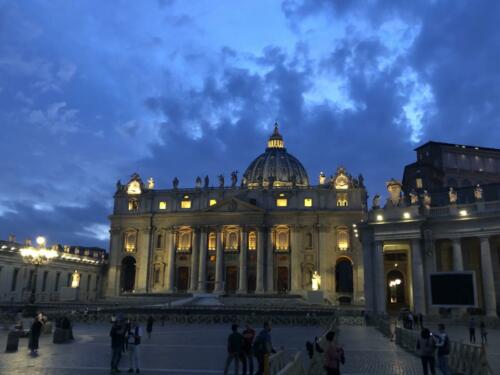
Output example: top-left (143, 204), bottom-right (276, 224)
top-left (361, 235), bottom-right (374, 313)
top-left (290, 226), bottom-right (302, 293)
top-left (198, 227), bottom-right (208, 292)
top-left (238, 228), bottom-right (248, 294)
top-left (318, 225), bottom-right (331, 294)
top-left (256, 227), bottom-right (265, 293)
top-left (105, 229), bottom-right (121, 297)
top-left (214, 229), bottom-right (224, 293)
top-left (452, 238), bottom-right (464, 271)
top-left (166, 228), bottom-right (176, 292)
top-left (266, 227), bottom-right (274, 293)
top-left (136, 228), bottom-right (152, 293)
top-left (411, 238), bottom-right (427, 315)
top-left (480, 236), bottom-right (498, 317)
top-left (374, 241), bottom-right (386, 314)
top-left (189, 227), bottom-right (199, 293)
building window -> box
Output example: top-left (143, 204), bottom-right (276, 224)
top-left (42, 271), bottom-right (48, 292)
top-left (181, 200), bottom-right (191, 209)
top-left (87, 275), bottom-right (91, 292)
top-left (416, 178), bottom-right (423, 188)
top-left (177, 230), bottom-right (192, 251)
top-left (276, 198), bottom-right (288, 207)
top-left (248, 232), bottom-right (257, 250)
top-left (225, 230), bottom-right (239, 251)
top-left (337, 193), bottom-right (348, 207)
top-left (11, 268), bottom-right (19, 291)
top-left (159, 201), bottom-right (167, 210)
top-left (306, 233), bottom-right (313, 248)
top-left (156, 233), bottom-right (164, 249)
top-left (54, 272), bottom-right (60, 292)
top-left (209, 199), bottom-right (217, 206)
top-left (124, 231), bottom-right (137, 253)
top-left (128, 198), bottom-right (139, 211)
top-left (208, 232), bottom-right (216, 251)
top-left (337, 227), bottom-right (349, 251)
top-left (275, 226), bottom-right (289, 251)
top-left (304, 198), bottom-right (312, 207)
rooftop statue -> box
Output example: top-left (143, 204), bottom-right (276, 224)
top-left (172, 177), bottom-right (179, 189)
top-left (204, 175), bottom-right (209, 188)
top-left (147, 177), bottom-right (155, 189)
top-left (319, 172), bottom-right (326, 185)
top-left (386, 178), bottom-right (403, 206)
top-left (195, 176), bottom-right (202, 189)
top-left (448, 187), bottom-right (458, 204)
top-left (474, 184), bottom-right (483, 201)
top-left (116, 180), bottom-right (122, 191)
top-left (372, 194), bottom-right (381, 209)
top-left (218, 174), bottom-right (224, 188)
top-left (409, 189), bottom-right (419, 205)
top-left (358, 174), bottom-right (365, 188)
top-left (231, 171), bottom-right (238, 187)
top-left (422, 190), bottom-right (431, 208)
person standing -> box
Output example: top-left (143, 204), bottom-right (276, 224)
top-left (469, 317), bottom-right (476, 344)
top-left (110, 320), bottom-right (125, 373)
top-left (408, 312), bottom-right (415, 330)
top-left (241, 324), bottom-right (256, 375)
top-left (146, 316), bottom-right (154, 339)
top-left (435, 324), bottom-right (450, 375)
top-left (28, 314), bottom-right (43, 356)
top-left (253, 322), bottom-right (275, 375)
top-left (224, 324), bottom-right (243, 375)
top-left (416, 328), bottom-right (436, 375)
top-left (480, 320), bottom-right (487, 345)
top-left (419, 313), bottom-right (424, 329)
top-left (127, 320), bottom-right (143, 374)
top-left (324, 331), bottom-right (345, 375)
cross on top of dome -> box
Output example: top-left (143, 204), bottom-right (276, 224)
top-left (267, 122), bottom-right (284, 149)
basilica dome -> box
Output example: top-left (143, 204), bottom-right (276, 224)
top-left (242, 124), bottom-right (310, 188)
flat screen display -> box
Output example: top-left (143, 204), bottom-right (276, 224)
top-left (430, 272), bottom-right (476, 307)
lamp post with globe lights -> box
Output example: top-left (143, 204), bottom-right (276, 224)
top-left (20, 236), bottom-right (59, 304)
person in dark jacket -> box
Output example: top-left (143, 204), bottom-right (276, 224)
top-left (110, 320), bottom-right (125, 373)
top-left (224, 324), bottom-right (244, 375)
top-left (254, 322), bottom-right (275, 375)
top-left (28, 314), bottom-right (43, 356)
top-left (241, 324), bottom-right (255, 375)
top-left (146, 316), bottom-right (154, 339)
top-left (416, 328), bottom-right (436, 375)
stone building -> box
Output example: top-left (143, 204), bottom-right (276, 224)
top-left (0, 236), bottom-right (107, 303)
top-left (106, 125), bottom-right (368, 304)
top-left (361, 179), bottom-right (500, 317)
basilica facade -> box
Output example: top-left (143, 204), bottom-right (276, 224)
top-left (105, 125), bottom-right (368, 304)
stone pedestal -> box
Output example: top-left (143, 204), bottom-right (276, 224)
top-left (307, 290), bottom-right (324, 305)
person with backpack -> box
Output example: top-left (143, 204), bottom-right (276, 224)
top-left (253, 321), bottom-right (275, 375)
top-left (126, 320), bottom-right (143, 374)
top-left (435, 324), bottom-right (450, 375)
top-left (324, 331), bottom-right (345, 375)
top-left (224, 324), bottom-right (244, 375)
top-left (416, 328), bottom-right (436, 375)
top-left (469, 316), bottom-right (476, 343)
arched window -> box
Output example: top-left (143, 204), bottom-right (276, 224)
top-left (337, 227), bottom-right (349, 251)
top-left (124, 231), bottom-right (137, 253)
top-left (306, 233), bottom-right (313, 248)
top-left (208, 232), bottom-right (216, 251)
top-left (248, 232), bottom-right (257, 250)
top-left (156, 233), bottom-right (163, 249)
top-left (177, 229), bottom-right (191, 251)
top-left (337, 193), bottom-right (348, 207)
top-left (226, 230), bottom-right (239, 250)
top-left (275, 227), bottom-right (289, 251)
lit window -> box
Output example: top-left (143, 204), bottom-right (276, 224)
top-left (128, 199), bottom-right (139, 211)
top-left (181, 200), bottom-right (191, 209)
top-left (159, 201), bottom-right (167, 210)
top-left (336, 193), bottom-right (348, 207)
top-left (124, 232), bottom-right (137, 252)
top-left (376, 214), bottom-right (383, 221)
top-left (416, 178), bottom-right (423, 188)
top-left (209, 199), bottom-right (217, 206)
top-left (208, 232), bottom-right (216, 251)
top-left (177, 230), bottom-right (191, 251)
top-left (304, 198), bottom-right (312, 207)
top-left (276, 198), bottom-right (288, 207)
top-left (275, 227), bottom-right (289, 251)
top-left (337, 228), bottom-right (349, 250)
top-left (225, 230), bottom-right (239, 250)
top-left (248, 232), bottom-right (256, 250)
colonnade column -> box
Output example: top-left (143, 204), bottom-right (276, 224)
top-left (238, 228), bottom-right (248, 294)
top-left (374, 240), bottom-right (386, 314)
top-left (197, 227), bottom-right (207, 292)
top-left (480, 236), bottom-right (498, 317)
top-left (214, 229), bottom-right (224, 293)
top-left (361, 234), bottom-right (374, 313)
top-left (256, 227), bottom-right (265, 293)
top-left (290, 226), bottom-right (302, 293)
top-left (318, 225), bottom-right (330, 294)
top-left (452, 238), bottom-right (464, 271)
top-left (106, 229), bottom-right (122, 297)
top-left (266, 227), bottom-right (274, 293)
top-left (411, 238), bottom-right (426, 315)
top-left (166, 228), bottom-right (176, 293)
top-left (189, 227), bottom-right (199, 293)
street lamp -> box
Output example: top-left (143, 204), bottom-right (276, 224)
top-left (389, 278), bottom-right (402, 304)
top-left (20, 236), bottom-right (59, 304)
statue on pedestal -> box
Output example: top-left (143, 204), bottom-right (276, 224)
top-left (195, 176), bottom-right (202, 189)
top-left (204, 175), bottom-right (209, 188)
top-left (311, 271), bottom-right (321, 291)
top-left (474, 184), bottom-right (483, 201)
top-left (372, 194), bottom-right (381, 209)
top-left (71, 270), bottom-right (80, 288)
top-left (386, 178), bottom-right (403, 206)
top-left (231, 171), bottom-right (238, 187)
top-left (172, 177), bottom-right (179, 189)
top-left (319, 172), bottom-right (326, 185)
top-left (448, 187), bottom-right (458, 204)
top-left (147, 177), bottom-right (155, 189)
top-left (422, 190), bottom-right (431, 208)
top-left (409, 189), bottom-right (419, 205)
top-left (218, 174), bottom-right (224, 188)
top-left (358, 174), bottom-right (365, 188)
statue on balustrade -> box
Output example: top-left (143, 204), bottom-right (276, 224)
top-left (474, 184), bottom-right (483, 201)
top-left (372, 194), bottom-right (381, 209)
top-left (204, 175), bottom-right (209, 188)
top-left (409, 189), bottom-right (419, 205)
top-left (386, 178), bottom-right (403, 206)
top-left (195, 176), bottom-right (202, 189)
top-left (218, 174), bottom-right (224, 188)
top-left (448, 187), bottom-right (458, 204)
top-left (231, 171), bottom-right (238, 187)
top-left (116, 180), bottom-right (123, 192)
top-left (319, 172), bottom-right (326, 185)
top-left (422, 190), bottom-right (431, 208)
top-left (172, 177), bottom-right (179, 189)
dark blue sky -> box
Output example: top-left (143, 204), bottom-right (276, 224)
top-left (1, 0), bottom-right (499, 249)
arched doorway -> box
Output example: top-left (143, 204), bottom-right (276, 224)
top-left (121, 256), bottom-right (136, 292)
top-left (335, 258), bottom-right (353, 299)
top-left (387, 269), bottom-right (406, 309)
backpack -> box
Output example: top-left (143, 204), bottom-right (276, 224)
top-left (439, 335), bottom-right (450, 356)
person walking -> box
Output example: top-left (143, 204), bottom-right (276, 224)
top-left (416, 328), bottom-right (436, 375)
top-left (241, 324), bottom-right (256, 375)
top-left (469, 317), bottom-right (476, 344)
top-left (435, 324), bottom-right (450, 375)
top-left (110, 320), bottom-right (125, 373)
top-left (224, 324), bottom-right (243, 375)
top-left (408, 312), bottom-right (415, 330)
top-left (480, 320), bottom-right (487, 345)
top-left (146, 316), bottom-right (154, 339)
top-left (418, 313), bottom-right (424, 329)
top-left (324, 331), bottom-right (345, 375)
top-left (253, 322), bottom-right (275, 375)
top-left (28, 314), bottom-right (43, 356)
top-left (126, 320), bottom-right (143, 374)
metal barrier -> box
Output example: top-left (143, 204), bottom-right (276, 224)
top-left (394, 327), bottom-right (494, 375)
top-left (276, 352), bottom-right (305, 375)
top-left (269, 351), bottom-right (285, 374)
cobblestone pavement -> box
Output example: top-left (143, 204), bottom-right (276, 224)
top-left (0, 322), bottom-right (422, 375)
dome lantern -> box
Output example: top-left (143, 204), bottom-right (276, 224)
top-left (267, 122), bottom-right (284, 149)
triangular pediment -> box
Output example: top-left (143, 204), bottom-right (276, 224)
top-left (205, 197), bottom-right (264, 213)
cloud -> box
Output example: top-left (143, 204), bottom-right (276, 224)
top-left (76, 223), bottom-right (110, 242)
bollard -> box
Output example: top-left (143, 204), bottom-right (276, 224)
top-left (5, 331), bottom-right (19, 353)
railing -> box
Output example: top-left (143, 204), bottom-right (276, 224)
top-left (394, 327), bottom-right (494, 375)
top-left (269, 351), bottom-right (285, 374)
top-left (429, 206), bottom-right (450, 217)
top-left (276, 352), bottom-right (305, 375)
